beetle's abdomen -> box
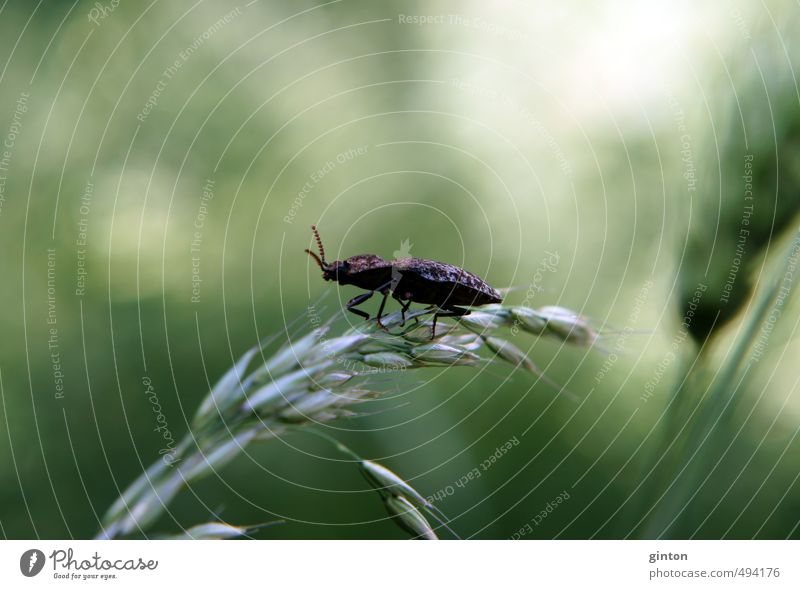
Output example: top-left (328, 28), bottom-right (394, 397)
top-left (393, 258), bottom-right (502, 306)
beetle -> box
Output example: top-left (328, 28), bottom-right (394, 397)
top-left (304, 225), bottom-right (502, 336)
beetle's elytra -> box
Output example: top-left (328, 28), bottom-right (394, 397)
top-left (305, 225), bottom-right (502, 336)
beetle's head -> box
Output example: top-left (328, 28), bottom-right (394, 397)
top-left (322, 260), bottom-right (350, 282)
top-left (305, 225), bottom-right (349, 283)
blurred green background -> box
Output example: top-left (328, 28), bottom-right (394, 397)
top-left (1, 0), bottom-right (799, 539)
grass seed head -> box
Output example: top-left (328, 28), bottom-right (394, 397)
top-left (459, 311), bottom-right (508, 330)
top-left (264, 328), bottom-right (324, 375)
top-left (361, 352), bottom-right (415, 369)
top-left (169, 522), bottom-right (251, 540)
top-left (411, 343), bottom-right (481, 365)
top-left (484, 336), bottom-right (540, 374)
top-left (511, 307), bottom-right (548, 334)
top-left (194, 346), bottom-right (259, 428)
top-left (360, 460), bottom-right (431, 509)
top-left (314, 371), bottom-right (356, 388)
top-left (537, 305), bottom-right (598, 345)
top-left (278, 390), bottom-right (335, 422)
top-left (384, 495), bottom-right (438, 540)
top-left (181, 431), bottom-right (257, 480)
top-left (240, 370), bottom-right (308, 413)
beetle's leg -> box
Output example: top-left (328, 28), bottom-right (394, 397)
top-left (399, 299), bottom-right (412, 326)
top-left (431, 306), bottom-right (471, 339)
top-left (346, 291), bottom-right (374, 321)
top-left (392, 290), bottom-right (416, 327)
top-left (375, 290), bottom-right (390, 329)
top-left (374, 282), bottom-right (396, 329)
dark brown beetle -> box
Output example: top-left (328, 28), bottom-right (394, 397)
top-left (305, 225), bottom-right (502, 336)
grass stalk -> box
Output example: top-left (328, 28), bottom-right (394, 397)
top-left (97, 303), bottom-right (599, 539)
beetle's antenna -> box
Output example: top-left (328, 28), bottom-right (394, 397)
top-left (304, 248), bottom-right (326, 270)
top-left (311, 225), bottom-right (326, 264)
